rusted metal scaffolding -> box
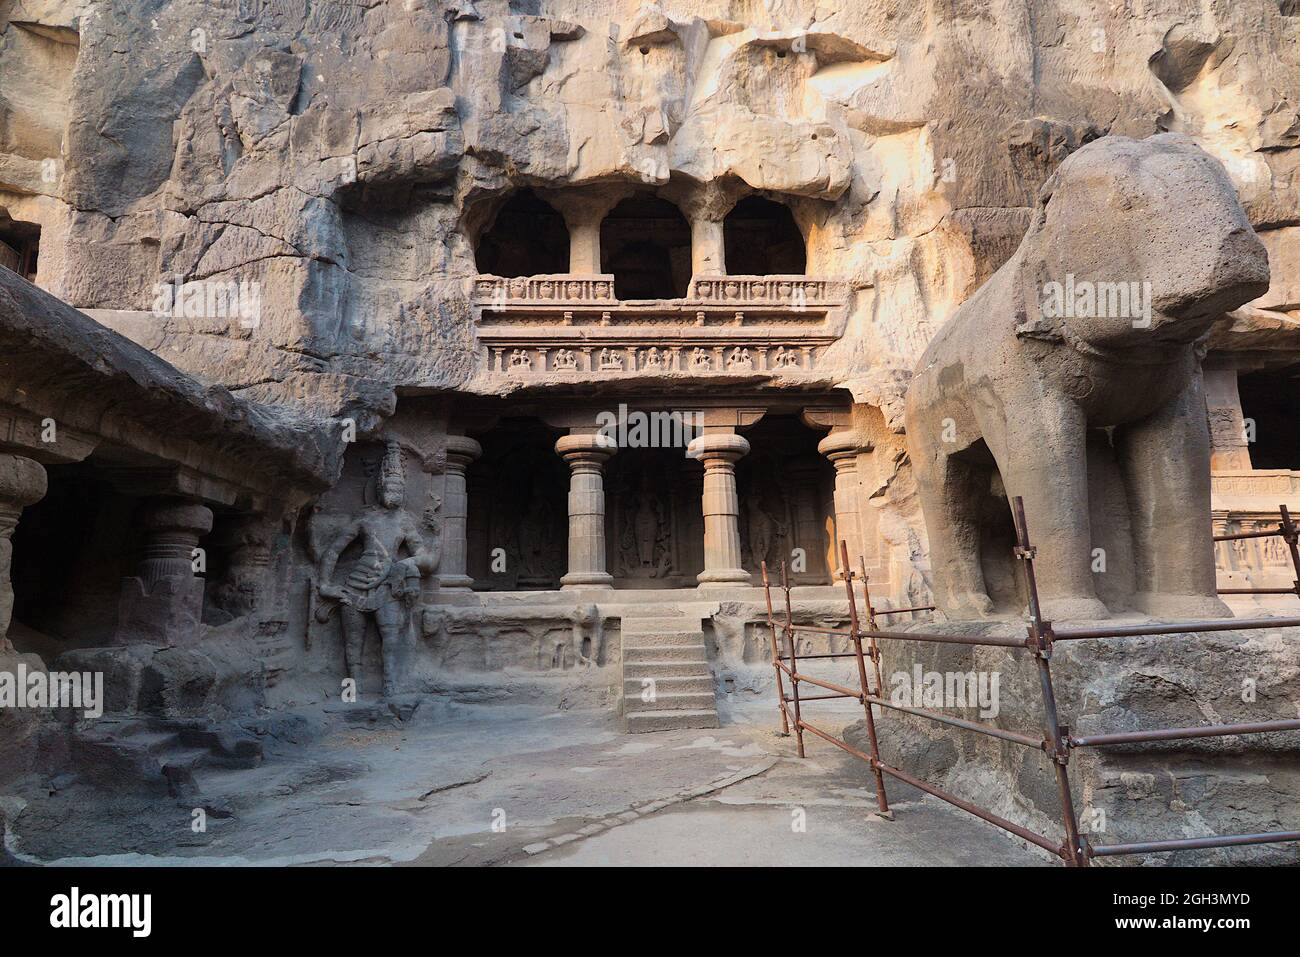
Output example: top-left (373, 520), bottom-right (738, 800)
top-left (761, 496), bottom-right (1300, 866)
top-left (1214, 504), bottom-right (1300, 601)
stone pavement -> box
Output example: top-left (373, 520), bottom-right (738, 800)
top-left (2, 697), bottom-right (1047, 867)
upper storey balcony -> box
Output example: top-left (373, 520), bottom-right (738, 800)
top-left (468, 188), bottom-right (859, 379)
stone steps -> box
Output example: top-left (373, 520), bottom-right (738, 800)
top-left (622, 675), bottom-right (714, 694)
top-left (626, 709), bottom-right (721, 733)
top-left (622, 690), bottom-right (718, 712)
top-left (620, 612), bottom-right (718, 733)
top-left (623, 660), bottom-right (711, 678)
top-left (624, 644), bottom-right (708, 662)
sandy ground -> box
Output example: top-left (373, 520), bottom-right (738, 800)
top-left (2, 695), bottom-right (1048, 867)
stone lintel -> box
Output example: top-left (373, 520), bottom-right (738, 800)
top-left (0, 401), bottom-right (99, 464)
top-left (98, 464), bottom-right (258, 511)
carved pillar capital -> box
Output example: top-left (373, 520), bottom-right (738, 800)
top-left (686, 432), bottom-right (750, 465)
top-left (817, 430), bottom-right (873, 464)
top-left (443, 435), bottom-right (483, 471)
top-left (556, 432), bottom-right (618, 467)
top-left (541, 188), bottom-right (629, 227)
top-left (137, 499), bottom-right (214, 591)
top-left (0, 454), bottom-right (47, 524)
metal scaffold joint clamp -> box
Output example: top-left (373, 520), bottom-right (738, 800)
top-left (1053, 728), bottom-right (1072, 765)
top-left (1028, 621), bottom-right (1055, 658)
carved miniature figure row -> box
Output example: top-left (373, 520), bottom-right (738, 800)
top-left (489, 343), bottom-right (816, 374)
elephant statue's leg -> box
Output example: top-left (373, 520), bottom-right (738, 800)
top-left (984, 395), bottom-right (1111, 621)
top-left (1117, 375), bottom-right (1231, 619)
top-left (910, 421), bottom-right (994, 618)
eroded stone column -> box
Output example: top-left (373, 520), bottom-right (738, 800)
top-left (690, 217), bottom-right (725, 276)
top-left (556, 433), bottom-right (617, 589)
top-left (210, 513), bottom-right (277, 618)
top-left (0, 454), bottom-right (47, 653)
top-left (818, 431), bottom-right (868, 574)
top-left (117, 497), bottom-right (213, 645)
top-left (569, 221), bottom-right (602, 274)
top-left (547, 192), bottom-right (625, 274)
top-left (439, 435), bottom-right (482, 591)
top-left (689, 433), bottom-right (751, 587)
top-left (1204, 366), bottom-right (1253, 470)
top-left (668, 181), bottom-right (738, 281)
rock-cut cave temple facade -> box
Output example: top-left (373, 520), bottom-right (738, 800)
top-left (0, 1), bottom-right (1298, 751)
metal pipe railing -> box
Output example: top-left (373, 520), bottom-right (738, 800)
top-left (1069, 718), bottom-right (1300, 747)
top-left (867, 695), bottom-right (1048, 750)
top-left (1052, 616), bottom-right (1300, 640)
top-left (761, 496), bottom-right (1300, 867)
top-left (791, 670), bottom-right (864, 702)
top-left (873, 757), bottom-right (1069, 860)
top-left (1086, 831), bottom-right (1300, 857)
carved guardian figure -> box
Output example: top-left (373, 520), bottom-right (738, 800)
top-left (317, 442), bottom-right (437, 695)
top-left (905, 133), bottom-right (1270, 621)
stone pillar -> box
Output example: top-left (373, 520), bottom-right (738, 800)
top-left (688, 433), bottom-right (751, 587)
top-left (439, 435), bottom-right (482, 591)
top-left (117, 497), bottom-right (212, 645)
top-left (569, 220), bottom-right (602, 274)
top-left (690, 216), bottom-right (725, 277)
top-left (556, 433), bottom-right (617, 589)
top-left (210, 513), bottom-right (277, 619)
top-left (547, 193), bottom-right (623, 274)
top-left (667, 181), bottom-right (738, 282)
top-left (0, 454), bottom-right (47, 653)
top-left (818, 431), bottom-right (867, 575)
top-left (1204, 366), bottom-right (1253, 471)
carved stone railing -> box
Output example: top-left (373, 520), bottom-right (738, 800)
top-left (484, 342), bottom-right (823, 376)
top-left (688, 275), bottom-right (846, 306)
top-left (472, 273), bottom-right (851, 320)
top-left (473, 274), bottom-right (616, 305)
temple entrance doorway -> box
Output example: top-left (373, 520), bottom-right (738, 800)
top-left (737, 415), bottom-right (835, 585)
top-left (465, 417), bottom-right (568, 590)
top-left (1237, 363), bottom-right (1300, 470)
top-left (604, 446), bottom-right (704, 588)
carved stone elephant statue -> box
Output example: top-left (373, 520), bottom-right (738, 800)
top-left (905, 133), bottom-right (1270, 621)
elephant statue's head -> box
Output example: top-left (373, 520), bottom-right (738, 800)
top-left (1025, 132), bottom-right (1269, 351)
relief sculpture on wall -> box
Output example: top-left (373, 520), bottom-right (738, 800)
top-left (740, 459), bottom-right (790, 573)
top-left (619, 472), bottom-right (672, 578)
